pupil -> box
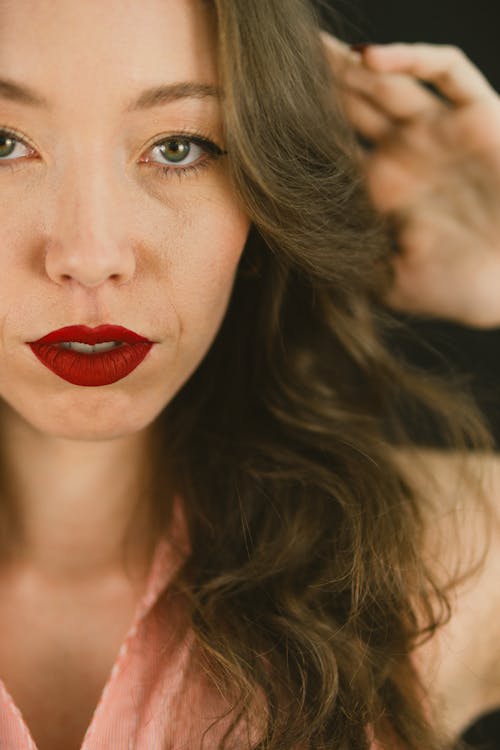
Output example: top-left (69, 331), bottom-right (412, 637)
top-left (161, 138), bottom-right (190, 163)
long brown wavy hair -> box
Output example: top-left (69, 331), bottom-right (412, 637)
top-left (140, 1), bottom-right (496, 748)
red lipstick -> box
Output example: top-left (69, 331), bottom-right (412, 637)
top-left (26, 325), bottom-right (155, 387)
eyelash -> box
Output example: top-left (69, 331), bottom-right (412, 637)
top-left (0, 125), bottom-right (227, 181)
top-left (143, 129), bottom-right (227, 180)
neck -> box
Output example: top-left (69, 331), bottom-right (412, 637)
top-left (0, 404), bottom-right (161, 586)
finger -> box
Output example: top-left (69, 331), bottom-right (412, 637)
top-left (320, 31), bottom-right (357, 67)
top-left (361, 43), bottom-right (496, 107)
top-left (339, 89), bottom-right (395, 142)
top-left (321, 33), bottom-right (395, 141)
top-left (340, 63), bottom-right (444, 121)
top-left (321, 32), bottom-right (443, 122)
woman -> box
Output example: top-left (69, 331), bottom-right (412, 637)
top-left (0, 1), bottom-right (497, 749)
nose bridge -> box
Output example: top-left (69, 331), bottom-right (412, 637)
top-left (55, 137), bottom-right (120, 243)
top-left (46, 137), bottom-right (136, 287)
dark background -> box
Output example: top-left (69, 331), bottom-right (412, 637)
top-left (324, 1), bottom-right (500, 746)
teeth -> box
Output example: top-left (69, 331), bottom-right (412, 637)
top-left (58, 341), bottom-right (123, 354)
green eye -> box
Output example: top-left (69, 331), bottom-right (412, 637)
top-left (142, 133), bottom-right (228, 181)
top-left (0, 133), bottom-right (18, 159)
top-left (158, 138), bottom-right (192, 163)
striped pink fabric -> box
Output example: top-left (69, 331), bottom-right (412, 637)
top-left (0, 495), bottom-right (383, 749)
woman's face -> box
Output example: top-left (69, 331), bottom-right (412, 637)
top-left (0, 0), bottom-right (250, 440)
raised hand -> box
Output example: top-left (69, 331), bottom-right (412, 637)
top-left (322, 34), bottom-right (500, 329)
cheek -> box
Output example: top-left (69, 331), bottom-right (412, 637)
top-left (168, 192), bottom-right (251, 354)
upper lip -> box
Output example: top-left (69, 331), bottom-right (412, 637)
top-left (27, 325), bottom-right (154, 345)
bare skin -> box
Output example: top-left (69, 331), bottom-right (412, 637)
top-left (0, 1), bottom-right (250, 746)
top-left (0, 566), bottom-right (144, 750)
top-left (390, 446), bottom-right (500, 742)
top-left (0, 0), bottom-right (250, 583)
top-left (323, 35), bottom-right (500, 329)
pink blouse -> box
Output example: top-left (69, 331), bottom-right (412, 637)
top-left (0, 496), bottom-right (385, 749)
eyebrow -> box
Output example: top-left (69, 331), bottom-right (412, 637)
top-left (0, 78), bottom-right (221, 111)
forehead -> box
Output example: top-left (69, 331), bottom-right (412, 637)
top-left (0, 0), bottom-right (219, 113)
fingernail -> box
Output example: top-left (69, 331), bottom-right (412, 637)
top-left (350, 43), bottom-right (370, 53)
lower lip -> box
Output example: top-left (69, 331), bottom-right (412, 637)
top-left (27, 342), bottom-right (154, 386)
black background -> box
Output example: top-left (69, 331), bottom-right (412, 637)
top-left (325, 1), bottom-right (500, 746)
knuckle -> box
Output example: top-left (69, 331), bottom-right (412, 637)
top-left (444, 44), bottom-right (466, 64)
top-left (372, 76), bottom-right (393, 101)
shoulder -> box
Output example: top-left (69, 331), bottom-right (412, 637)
top-left (388, 446), bottom-right (500, 741)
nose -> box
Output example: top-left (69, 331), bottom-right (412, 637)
top-left (44, 161), bottom-right (136, 289)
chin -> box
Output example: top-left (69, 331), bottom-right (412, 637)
top-left (1, 389), bottom-right (162, 444)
